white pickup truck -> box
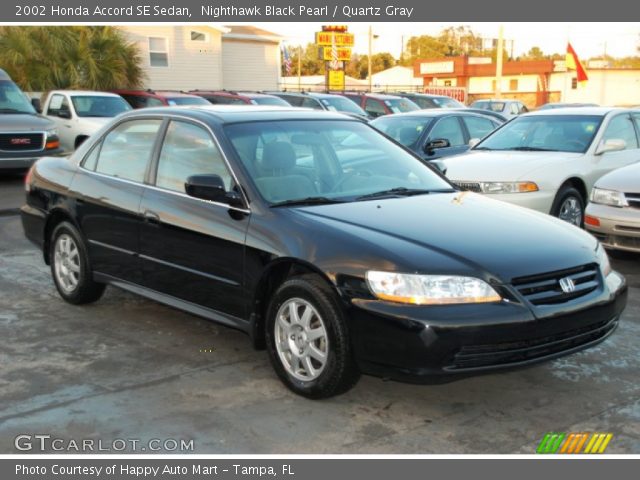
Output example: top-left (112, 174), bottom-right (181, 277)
top-left (42, 90), bottom-right (131, 152)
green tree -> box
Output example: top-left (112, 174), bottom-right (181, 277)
top-left (281, 43), bottom-right (325, 76)
top-left (0, 26), bottom-right (144, 91)
top-left (346, 53), bottom-right (396, 79)
top-left (520, 46), bottom-right (547, 61)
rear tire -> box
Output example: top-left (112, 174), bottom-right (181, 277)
top-left (50, 221), bottom-right (105, 304)
top-left (551, 186), bottom-right (584, 227)
top-left (265, 274), bottom-right (360, 399)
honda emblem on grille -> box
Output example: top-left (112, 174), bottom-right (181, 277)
top-left (10, 138), bottom-right (31, 145)
top-left (559, 277), bottom-right (576, 293)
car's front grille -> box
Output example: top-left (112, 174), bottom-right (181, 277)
top-left (448, 317), bottom-right (617, 370)
top-left (625, 193), bottom-right (640, 209)
top-left (511, 264), bottom-right (599, 306)
top-left (0, 133), bottom-right (44, 152)
top-left (452, 181), bottom-right (482, 192)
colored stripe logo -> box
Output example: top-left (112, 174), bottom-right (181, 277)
top-left (537, 432), bottom-right (613, 454)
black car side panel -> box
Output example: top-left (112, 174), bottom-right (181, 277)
top-left (69, 170), bottom-right (144, 283)
top-left (138, 187), bottom-right (249, 319)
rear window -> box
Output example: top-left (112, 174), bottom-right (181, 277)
top-left (166, 96), bottom-right (210, 106)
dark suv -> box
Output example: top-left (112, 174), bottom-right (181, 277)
top-left (341, 92), bottom-right (420, 118)
top-left (190, 90), bottom-right (290, 107)
top-left (0, 69), bottom-right (62, 171)
top-left (267, 91), bottom-right (370, 120)
top-left (112, 89), bottom-right (211, 109)
top-left (395, 92), bottom-right (465, 109)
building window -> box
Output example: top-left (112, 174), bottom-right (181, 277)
top-left (190, 31), bottom-right (207, 42)
top-left (509, 79), bottom-right (518, 91)
top-left (571, 77), bottom-right (578, 89)
top-left (444, 80), bottom-right (452, 87)
top-left (149, 37), bottom-right (168, 67)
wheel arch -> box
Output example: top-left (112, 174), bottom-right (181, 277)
top-left (552, 176), bottom-right (588, 212)
top-left (248, 258), bottom-right (338, 350)
top-left (43, 208), bottom-right (81, 264)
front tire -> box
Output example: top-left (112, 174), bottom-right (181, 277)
top-left (551, 186), bottom-right (584, 227)
top-left (265, 274), bottom-right (360, 399)
top-left (50, 221), bottom-right (105, 304)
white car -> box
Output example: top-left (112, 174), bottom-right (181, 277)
top-left (42, 90), bottom-right (131, 152)
top-left (444, 107), bottom-right (640, 226)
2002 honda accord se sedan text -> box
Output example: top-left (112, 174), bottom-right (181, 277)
top-left (21, 106), bottom-right (628, 398)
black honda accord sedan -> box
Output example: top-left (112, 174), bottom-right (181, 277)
top-left (21, 106), bottom-right (627, 398)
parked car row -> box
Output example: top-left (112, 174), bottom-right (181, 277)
top-left (21, 104), bottom-right (629, 398)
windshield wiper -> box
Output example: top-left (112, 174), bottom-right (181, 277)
top-left (511, 146), bottom-right (555, 151)
top-left (356, 187), bottom-right (453, 201)
top-left (0, 108), bottom-right (31, 114)
top-left (270, 196), bottom-right (346, 208)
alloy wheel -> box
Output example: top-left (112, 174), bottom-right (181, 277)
top-left (53, 233), bottom-right (81, 293)
top-left (558, 196), bottom-right (583, 226)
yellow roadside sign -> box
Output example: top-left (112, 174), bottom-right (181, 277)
top-left (328, 70), bottom-right (345, 91)
top-left (315, 32), bottom-right (355, 47)
top-left (320, 47), bottom-right (352, 61)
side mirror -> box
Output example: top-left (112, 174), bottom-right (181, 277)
top-left (595, 138), bottom-right (626, 155)
top-left (468, 138), bottom-right (480, 148)
top-left (57, 109), bottom-right (72, 119)
top-left (31, 98), bottom-right (42, 113)
top-left (424, 138), bottom-right (450, 153)
top-left (185, 174), bottom-right (244, 208)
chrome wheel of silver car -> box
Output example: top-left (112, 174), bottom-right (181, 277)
top-left (558, 196), bottom-right (583, 226)
top-left (274, 297), bottom-right (329, 382)
top-left (53, 233), bottom-right (81, 293)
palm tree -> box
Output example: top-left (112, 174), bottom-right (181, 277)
top-left (0, 26), bottom-right (145, 91)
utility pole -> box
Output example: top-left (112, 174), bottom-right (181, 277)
top-left (368, 25), bottom-right (373, 92)
top-left (495, 25), bottom-right (504, 99)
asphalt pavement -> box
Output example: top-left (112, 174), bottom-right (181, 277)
top-left (0, 179), bottom-right (639, 454)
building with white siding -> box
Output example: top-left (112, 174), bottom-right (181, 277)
top-left (118, 25), bottom-right (281, 92)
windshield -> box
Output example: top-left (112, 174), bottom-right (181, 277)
top-left (0, 80), bottom-right (36, 114)
top-left (71, 96), bottom-right (131, 117)
top-left (319, 96), bottom-right (368, 116)
top-left (432, 96), bottom-right (464, 108)
top-left (166, 96), bottom-right (210, 106)
top-left (472, 101), bottom-right (505, 112)
top-left (475, 115), bottom-right (603, 153)
top-left (384, 98), bottom-right (420, 113)
top-left (371, 116), bottom-right (432, 148)
top-left (225, 120), bottom-right (452, 204)
top-left (251, 96), bottom-right (291, 106)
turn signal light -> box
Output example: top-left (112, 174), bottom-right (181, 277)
top-left (45, 140), bottom-right (60, 150)
top-left (518, 182), bottom-right (539, 193)
top-left (585, 215), bottom-right (600, 227)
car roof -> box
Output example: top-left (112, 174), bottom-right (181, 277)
top-left (0, 69), bottom-right (11, 81)
top-left (122, 105), bottom-right (357, 123)
top-left (53, 90), bottom-right (122, 97)
top-left (371, 109), bottom-right (494, 120)
top-left (524, 106), bottom-right (627, 117)
top-left (399, 93), bottom-right (452, 99)
top-left (113, 89), bottom-right (200, 98)
top-left (473, 99), bottom-right (518, 103)
top-left (238, 92), bottom-right (280, 99)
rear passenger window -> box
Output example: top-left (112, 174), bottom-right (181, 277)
top-left (365, 99), bottom-right (386, 117)
top-left (94, 119), bottom-right (162, 182)
top-left (155, 121), bottom-right (233, 193)
top-left (302, 98), bottom-right (322, 110)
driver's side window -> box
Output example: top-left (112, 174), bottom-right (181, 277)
top-left (428, 117), bottom-right (465, 147)
top-left (602, 114), bottom-right (639, 150)
top-left (155, 120), bottom-right (232, 193)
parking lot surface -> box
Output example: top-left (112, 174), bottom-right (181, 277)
top-left (0, 211), bottom-right (639, 454)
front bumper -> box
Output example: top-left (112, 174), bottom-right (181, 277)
top-left (585, 203), bottom-right (640, 253)
top-left (482, 190), bottom-right (555, 214)
top-left (0, 148), bottom-right (64, 170)
top-left (348, 271), bottom-right (627, 383)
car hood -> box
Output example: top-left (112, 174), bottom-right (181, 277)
top-left (294, 192), bottom-right (598, 282)
top-left (443, 150), bottom-right (583, 181)
top-left (78, 117), bottom-right (112, 131)
top-left (0, 113), bottom-right (56, 131)
top-left (595, 161), bottom-right (640, 193)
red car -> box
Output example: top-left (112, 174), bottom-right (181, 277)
top-left (189, 90), bottom-right (290, 106)
top-left (340, 92), bottom-right (420, 118)
top-left (112, 89), bottom-right (211, 109)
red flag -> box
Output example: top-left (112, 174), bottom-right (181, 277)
top-left (566, 43), bottom-right (588, 85)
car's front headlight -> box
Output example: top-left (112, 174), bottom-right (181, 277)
top-left (479, 182), bottom-right (538, 194)
top-left (590, 187), bottom-right (627, 207)
top-left (45, 128), bottom-right (58, 138)
top-left (365, 271), bottom-right (502, 305)
top-left (596, 243), bottom-right (612, 277)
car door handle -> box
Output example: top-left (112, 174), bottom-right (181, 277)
top-left (143, 210), bottom-right (160, 224)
